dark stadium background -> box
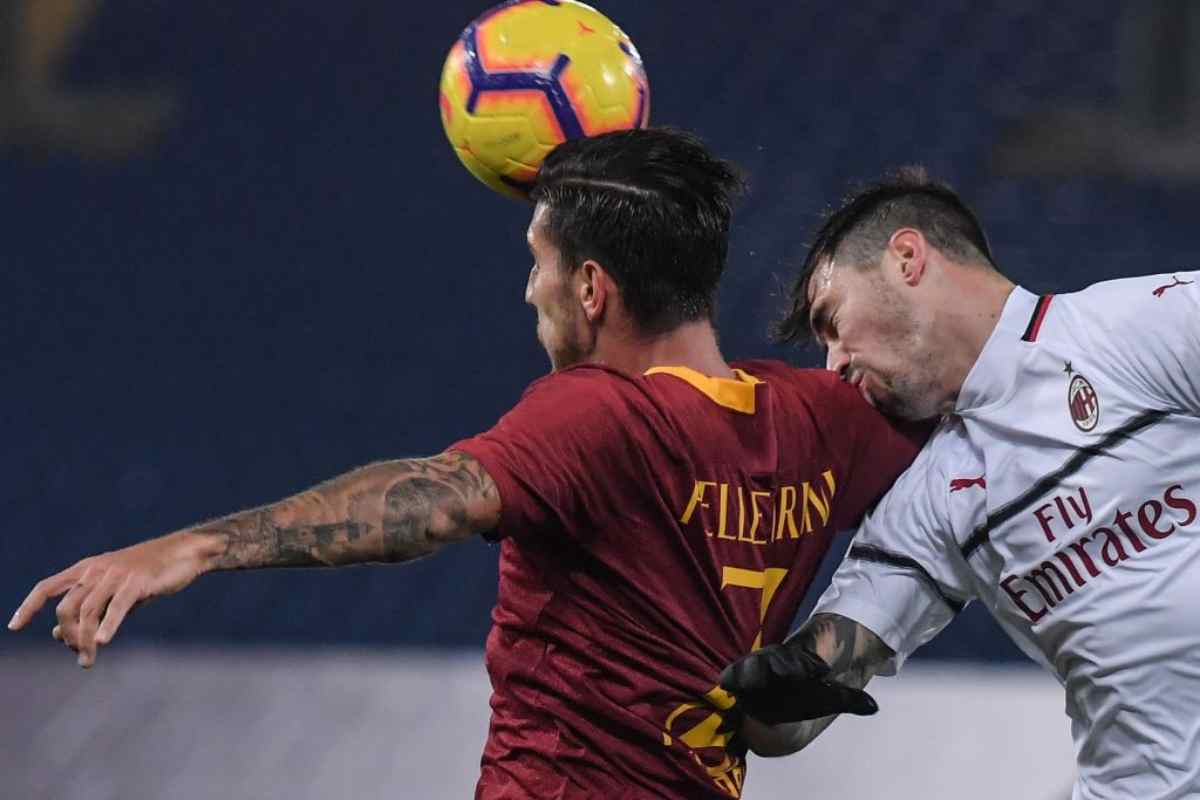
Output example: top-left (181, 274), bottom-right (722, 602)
top-left (4, 2), bottom-right (1194, 795)
top-left (8, 0), bottom-right (1186, 656)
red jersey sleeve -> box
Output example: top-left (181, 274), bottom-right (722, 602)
top-left (450, 365), bottom-right (645, 543)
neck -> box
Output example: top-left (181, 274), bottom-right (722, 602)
top-left (590, 319), bottom-right (734, 378)
top-left (935, 266), bottom-right (1015, 410)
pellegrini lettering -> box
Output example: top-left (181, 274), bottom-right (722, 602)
top-left (679, 470), bottom-right (837, 545)
top-left (1001, 484), bottom-right (1198, 622)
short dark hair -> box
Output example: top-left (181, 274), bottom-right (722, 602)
top-left (777, 166), bottom-right (996, 345)
top-left (531, 127), bottom-right (745, 334)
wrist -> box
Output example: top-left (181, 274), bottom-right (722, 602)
top-left (168, 528), bottom-right (226, 575)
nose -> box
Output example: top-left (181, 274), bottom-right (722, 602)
top-left (826, 343), bottom-right (850, 380)
top-left (524, 266), bottom-right (535, 304)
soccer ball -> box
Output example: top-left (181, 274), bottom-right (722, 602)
top-left (439, 0), bottom-right (651, 200)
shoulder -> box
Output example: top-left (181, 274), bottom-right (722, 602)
top-left (521, 364), bottom-right (650, 407)
top-left (737, 358), bottom-right (927, 433)
top-left (1047, 271), bottom-right (1200, 334)
top-left (877, 418), bottom-right (974, 510)
top-left (732, 358), bottom-right (862, 404)
top-left (509, 365), bottom-right (668, 438)
top-left (461, 366), bottom-right (654, 476)
top-left (732, 358), bottom-right (835, 384)
top-left (738, 358), bottom-right (932, 450)
top-left (1040, 272), bottom-right (1200, 384)
top-left (848, 420), bottom-right (976, 555)
top-left (1068, 271), bottom-right (1199, 303)
top-left (898, 418), bottom-right (961, 476)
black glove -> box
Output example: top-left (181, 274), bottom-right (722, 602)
top-left (718, 640), bottom-right (879, 725)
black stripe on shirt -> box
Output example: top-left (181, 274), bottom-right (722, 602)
top-left (1021, 294), bottom-right (1054, 342)
top-left (960, 409), bottom-right (1170, 560)
top-left (848, 543), bottom-right (967, 614)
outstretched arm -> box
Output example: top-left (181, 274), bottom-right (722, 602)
top-left (8, 451), bottom-right (500, 666)
top-left (721, 612), bottom-right (893, 757)
top-left (203, 451), bottom-right (499, 569)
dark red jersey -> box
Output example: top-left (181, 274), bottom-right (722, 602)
top-left (452, 360), bottom-right (925, 799)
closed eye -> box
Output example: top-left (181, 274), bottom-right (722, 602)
top-left (808, 308), bottom-right (826, 345)
top-left (809, 307), bottom-right (836, 347)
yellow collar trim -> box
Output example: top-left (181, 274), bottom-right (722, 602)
top-left (643, 366), bottom-right (761, 414)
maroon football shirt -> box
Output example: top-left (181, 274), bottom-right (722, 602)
top-left (452, 360), bottom-right (925, 799)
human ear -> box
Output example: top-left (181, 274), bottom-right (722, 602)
top-left (889, 229), bottom-right (927, 286)
top-left (579, 260), bottom-right (608, 322)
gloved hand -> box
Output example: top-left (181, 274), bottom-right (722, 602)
top-left (718, 640), bottom-right (879, 725)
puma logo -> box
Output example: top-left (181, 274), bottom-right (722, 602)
top-left (1152, 276), bottom-right (1194, 297)
top-left (949, 476), bottom-right (987, 492)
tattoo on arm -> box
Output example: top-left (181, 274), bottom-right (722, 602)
top-left (803, 612), bottom-right (892, 689)
top-left (197, 451), bottom-right (500, 571)
top-left (757, 613), bottom-right (893, 754)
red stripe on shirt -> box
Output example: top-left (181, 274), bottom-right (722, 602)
top-left (1021, 294), bottom-right (1054, 342)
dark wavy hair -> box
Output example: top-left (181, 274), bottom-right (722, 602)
top-left (531, 128), bottom-right (746, 334)
top-left (777, 166), bottom-right (996, 345)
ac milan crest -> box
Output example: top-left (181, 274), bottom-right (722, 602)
top-left (1068, 373), bottom-right (1100, 431)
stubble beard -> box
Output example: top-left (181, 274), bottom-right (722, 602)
top-left (878, 374), bottom-right (943, 421)
top-left (541, 309), bottom-right (593, 372)
top-left (876, 346), bottom-right (946, 421)
top-left (872, 290), bottom-right (947, 421)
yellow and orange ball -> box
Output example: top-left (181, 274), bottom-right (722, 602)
top-left (439, 0), bottom-right (650, 200)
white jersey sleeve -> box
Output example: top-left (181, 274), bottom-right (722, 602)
top-left (813, 422), bottom-right (978, 674)
top-left (1076, 271), bottom-right (1200, 415)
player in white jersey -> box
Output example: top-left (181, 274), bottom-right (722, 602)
top-left (720, 168), bottom-right (1200, 800)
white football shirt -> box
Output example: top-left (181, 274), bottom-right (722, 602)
top-left (814, 272), bottom-right (1200, 799)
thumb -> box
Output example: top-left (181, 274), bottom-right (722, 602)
top-left (820, 681), bottom-right (879, 717)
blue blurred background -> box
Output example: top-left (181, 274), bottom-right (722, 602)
top-left (9, 0), bottom-right (1198, 659)
top-left (13, 1), bottom-right (1197, 796)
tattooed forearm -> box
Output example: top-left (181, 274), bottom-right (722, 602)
top-left (744, 613), bottom-right (894, 756)
top-left (802, 612), bottom-right (892, 688)
top-left (194, 452), bottom-right (500, 571)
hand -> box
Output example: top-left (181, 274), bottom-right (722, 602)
top-left (719, 641), bottom-right (878, 725)
top-left (7, 531), bottom-right (208, 667)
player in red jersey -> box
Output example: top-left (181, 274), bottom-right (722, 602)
top-left (9, 129), bottom-right (922, 798)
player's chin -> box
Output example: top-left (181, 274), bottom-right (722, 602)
top-left (879, 393), bottom-right (940, 422)
top-left (871, 389), bottom-right (913, 419)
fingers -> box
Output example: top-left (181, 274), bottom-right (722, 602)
top-left (721, 642), bottom-right (879, 724)
top-left (96, 581), bottom-right (140, 647)
top-left (719, 643), bottom-right (829, 694)
top-left (54, 581), bottom-right (92, 662)
top-left (52, 625), bottom-right (77, 655)
top-left (8, 565), bottom-right (85, 631)
top-left (736, 680), bottom-right (880, 725)
top-left (75, 572), bottom-right (123, 668)
top-left (818, 681), bottom-right (878, 717)
top-left (54, 566), bottom-right (121, 668)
